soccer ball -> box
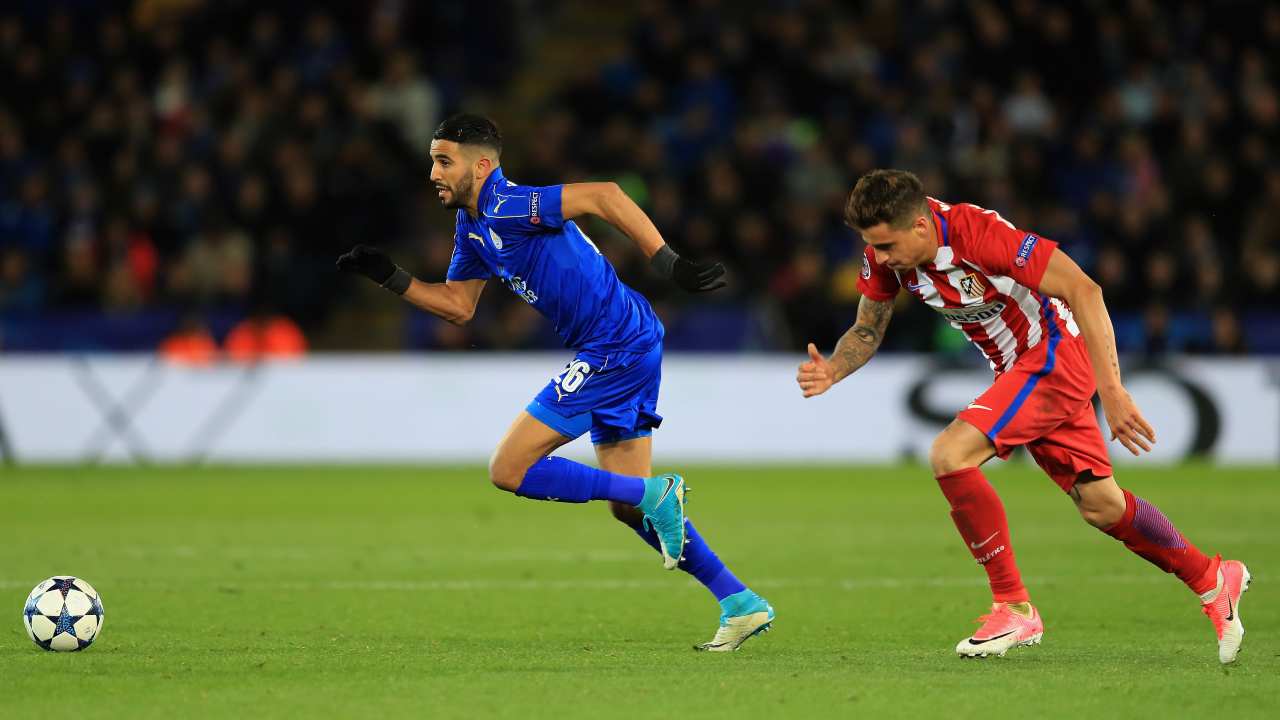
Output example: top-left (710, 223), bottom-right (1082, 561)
top-left (23, 576), bottom-right (105, 652)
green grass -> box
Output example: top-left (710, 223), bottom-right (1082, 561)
top-left (0, 463), bottom-right (1276, 718)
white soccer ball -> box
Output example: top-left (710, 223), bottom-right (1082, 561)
top-left (23, 576), bottom-right (105, 652)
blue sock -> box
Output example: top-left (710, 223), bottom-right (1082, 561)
top-left (514, 456), bottom-right (646, 505)
top-left (630, 518), bottom-right (747, 601)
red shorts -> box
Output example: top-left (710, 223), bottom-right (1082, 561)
top-left (957, 336), bottom-right (1113, 492)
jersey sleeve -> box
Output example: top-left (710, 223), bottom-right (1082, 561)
top-left (484, 183), bottom-right (565, 235)
top-left (957, 205), bottom-right (1059, 289)
top-left (856, 245), bottom-right (901, 301)
top-left (445, 231), bottom-right (491, 282)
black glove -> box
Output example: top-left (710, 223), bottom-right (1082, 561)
top-left (650, 244), bottom-right (727, 293)
top-left (336, 245), bottom-right (412, 295)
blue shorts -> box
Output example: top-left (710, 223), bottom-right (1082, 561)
top-left (526, 343), bottom-right (664, 445)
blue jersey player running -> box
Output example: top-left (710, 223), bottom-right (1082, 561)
top-left (337, 114), bottom-right (773, 651)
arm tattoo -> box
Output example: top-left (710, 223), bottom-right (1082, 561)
top-left (832, 297), bottom-right (893, 380)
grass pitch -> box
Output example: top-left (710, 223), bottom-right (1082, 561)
top-left (1, 463), bottom-right (1276, 718)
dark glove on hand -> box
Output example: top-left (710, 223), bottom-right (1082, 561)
top-left (336, 245), bottom-right (412, 294)
top-left (651, 244), bottom-right (728, 293)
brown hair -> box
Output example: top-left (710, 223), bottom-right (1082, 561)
top-left (844, 169), bottom-right (927, 230)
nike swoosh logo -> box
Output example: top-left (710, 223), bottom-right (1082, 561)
top-left (966, 403), bottom-right (992, 411)
top-left (906, 282), bottom-right (927, 291)
top-left (970, 630), bottom-right (1015, 644)
top-left (1226, 593), bottom-right (1234, 621)
top-left (656, 476), bottom-right (676, 505)
top-left (970, 532), bottom-right (999, 549)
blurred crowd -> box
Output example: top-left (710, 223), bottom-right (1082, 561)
top-left (516, 0), bottom-right (1279, 355)
top-left (0, 0), bottom-right (517, 350)
top-left (1, 0), bottom-right (1277, 355)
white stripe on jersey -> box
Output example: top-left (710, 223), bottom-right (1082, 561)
top-left (1049, 297), bottom-right (1081, 336)
top-left (936, 248), bottom-right (1017, 370)
top-left (988, 274), bottom-right (1044, 352)
top-left (900, 268), bottom-right (946, 308)
top-left (985, 313), bottom-right (1018, 371)
top-left (931, 248), bottom-right (970, 308)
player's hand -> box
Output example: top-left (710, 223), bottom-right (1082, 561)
top-left (1100, 387), bottom-right (1156, 456)
top-left (797, 343), bottom-right (836, 398)
top-left (336, 245), bottom-right (397, 285)
top-left (673, 256), bottom-right (727, 293)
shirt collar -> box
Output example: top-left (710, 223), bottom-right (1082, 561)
top-left (927, 198), bottom-right (949, 248)
top-left (476, 166), bottom-right (507, 216)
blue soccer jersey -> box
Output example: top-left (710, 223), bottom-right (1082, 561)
top-left (446, 167), bottom-right (664, 355)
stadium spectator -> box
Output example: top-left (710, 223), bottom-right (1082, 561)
top-left (0, 1), bottom-right (1276, 354)
top-left (369, 49), bottom-right (441, 151)
top-left (0, 247), bottom-right (42, 311)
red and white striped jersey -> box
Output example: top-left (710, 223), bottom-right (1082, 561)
top-left (857, 197), bottom-right (1081, 374)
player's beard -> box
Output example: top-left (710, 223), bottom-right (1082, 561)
top-left (440, 174), bottom-right (474, 210)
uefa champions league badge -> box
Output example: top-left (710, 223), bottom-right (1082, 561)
top-left (1015, 233), bottom-right (1039, 268)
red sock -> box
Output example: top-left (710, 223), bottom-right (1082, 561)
top-left (1103, 489), bottom-right (1217, 595)
top-left (936, 467), bottom-right (1029, 603)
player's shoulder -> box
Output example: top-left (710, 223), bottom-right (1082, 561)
top-left (484, 178), bottom-right (543, 225)
top-left (938, 199), bottom-right (1022, 244)
top-left (928, 197), bottom-right (979, 238)
top-left (928, 200), bottom-right (998, 270)
top-left (930, 197), bottom-right (986, 222)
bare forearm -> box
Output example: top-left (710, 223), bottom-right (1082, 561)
top-left (594, 185), bottom-right (666, 258)
top-left (830, 297), bottom-right (893, 381)
top-left (402, 278), bottom-right (472, 325)
top-left (1066, 283), bottom-right (1123, 393)
top-left (830, 327), bottom-right (880, 381)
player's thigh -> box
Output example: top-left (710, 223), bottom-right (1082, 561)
top-left (929, 418), bottom-right (998, 475)
top-left (955, 345), bottom-right (1095, 474)
top-left (955, 370), bottom-right (1052, 462)
top-left (595, 435), bottom-right (653, 477)
top-left (1027, 400), bottom-right (1115, 494)
top-left (587, 344), bottom-right (664, 448)
top-left (489, 410), bottom-right (573, 489)
top-left (596, 435), bottom-right (652, 524)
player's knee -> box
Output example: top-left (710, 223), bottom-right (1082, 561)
top-left (608, 500), bottom-right (643, 526)
top-left (929, 434), bottom-right (966, 476)
top-left (929, 421), bottom-right (992, 476)
top-left (487, 452), bottom-right (527, 492)
top-left (1072, 476), bottom-right (1125, 528)
top-left (1077, 493), bottom-right (1125, 529)
top-left (1078, 503), bottom-right (1122, 529)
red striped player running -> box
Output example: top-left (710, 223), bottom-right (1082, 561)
top-left (797, 169), bottom-right (1250, 662)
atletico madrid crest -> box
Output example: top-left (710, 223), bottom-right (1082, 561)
top-left (959, 272), bottom-right (986, 301)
